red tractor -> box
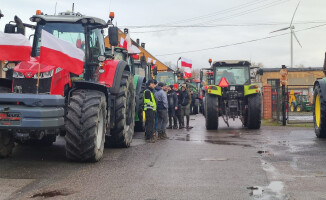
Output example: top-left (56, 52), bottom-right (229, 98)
top-left (0, 11), bottom-right (135, 162)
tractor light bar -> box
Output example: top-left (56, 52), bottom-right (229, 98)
top-left (33, 69), bottom-right (54, 79)
top-left (13, 71), bottom-right (25, 78)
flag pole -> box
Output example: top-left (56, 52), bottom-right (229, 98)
top-left (36, 63), bottom-right (41, 94)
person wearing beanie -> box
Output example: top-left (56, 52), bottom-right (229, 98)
top-left (167, 85), bottom-right (178, 129)
top-left (173, 84), bottom-right (183, 129)
top-left (143, 80), bottom-right (157, 143)
top-left (154, 82), bottom-right (169, 139)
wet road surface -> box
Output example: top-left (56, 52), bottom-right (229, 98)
top-left (0, 114), bottom-right (325, 199)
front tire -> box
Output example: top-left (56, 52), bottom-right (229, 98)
top-left (313, 84), bottom-right (326, 138)
top-left (65, 90), bottom-right (107, 162)
top-left (107, 71), bottom-right (135, 147)
top-left (247, 94), bottom-right (261, 129)
top-left (0, 131), bottom-right (14, 158)
top-left (205, 94), bottom-right (218, 130)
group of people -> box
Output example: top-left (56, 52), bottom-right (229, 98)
top-left (143, 80), bottom-right (193, 143)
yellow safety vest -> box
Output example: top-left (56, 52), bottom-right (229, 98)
top-left (144, 89), bottom-right (156, 111)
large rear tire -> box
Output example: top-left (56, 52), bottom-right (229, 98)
top-left (247, 94), bottom-right (261, 129)
top-left (205, 94), bottom-right (218, 130)
top-left (313, 84), bottom-right (326, 138)
top-left (107, 71), bottom-right (135, 147)
top-left (0, 131), bottom-right (14, 158)
top-left (65, 90), bottom-right (107, 162)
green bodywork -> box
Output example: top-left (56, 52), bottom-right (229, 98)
top-left (206, 84), bottom-right (259, 96)
top-left (134, 75), bottom-right (140, 122)
top-left (292, 94), bottom-right (312, 112)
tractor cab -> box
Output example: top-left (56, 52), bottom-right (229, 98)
top-left (155, 71), bottom-right (177, 86)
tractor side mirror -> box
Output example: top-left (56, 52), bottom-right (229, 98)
top-left (153, 66), bottom-right (158, 76)
top-left (4, 24), bottom-right (15, 33)
top-left (14, 16), bottom-right (25, 35)
top-left (258, 68), bottom-right (263, 75)
top-left (108, 26), bottom-right (119, 46)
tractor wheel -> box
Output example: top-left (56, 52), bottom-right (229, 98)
top-left (0, 131), bottom-right (14, 158)
top-left (107, 71), bottom-right (135, 147)
top-left (65, 90), bottom-right (107, 162)
top-left (205, 94), bottom-right (218, 130)
top-left (134, 83), bottom-right (145, 132)
top-left (202, 97), bottom-right (206, 117)
top-left (247, 94), bottom-right (261, 129)
top-left (290, 103), bottom-right (296, 112)
top-left (296, 105), bottom-right (302, 112)
top-left (313, 84), bottom-right (326, 138)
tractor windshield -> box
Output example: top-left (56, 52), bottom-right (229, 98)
top-left (33, 22), bottom-right (85, 57)
top-left (156, 72), bottom-right (176, 85)
top-left (134, 64), bottom-right (146, 77)
top-left (215, 66), bottom-right (250, 85)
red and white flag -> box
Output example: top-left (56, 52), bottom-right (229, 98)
top-left (0, 31), bottom-right (31, 61)
top-left (181, 57), bottom-right (192, 78)
top-left (40, 30), bottom-right (85, 75)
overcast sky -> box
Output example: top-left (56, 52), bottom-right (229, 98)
top-left (1, 0), bottom-right (326, 69)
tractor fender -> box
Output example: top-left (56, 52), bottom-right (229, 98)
top-left (0, 78), bottom-right (12, 90)
top-left (69, 81), bottom-right (111, 107)
top-left (110, 61), bottom-right (131, 94)
top-left (314, 79), bottom-right (326, 96)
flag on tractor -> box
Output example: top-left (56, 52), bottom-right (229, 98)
top-left (39, 30), bottom-right (85, 75)
top-left (0, 31), bottom-right (31, 61)
top-left (181, 57), bottom-right (192, 78)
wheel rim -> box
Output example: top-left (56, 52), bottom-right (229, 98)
top-left (315, 94), bottom-right (321, 128)
top-left (290, 106), bottom-right (294, 112)
top-left (96, 109), bottom-right (104, 150)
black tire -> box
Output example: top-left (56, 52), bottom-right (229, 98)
top-left (247, 94), bottom-right (261, 129)
top-left (205, 94), bottom-right (218, 130)
top-left (0, 131), bottom-right (14, 158)
top-left (65, 90), bottom-right (107, 162)
top-left (107, 71), bottom-right (135, 147)
top-left (134, 82), bottom-right (145, 132)
top-left (313, 84), bottom-right (326, 138)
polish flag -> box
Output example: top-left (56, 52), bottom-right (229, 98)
top-left (0, 31), bottom-right (31, 61)
top-left (181, 57), bottom-right (192, 78)
top-left (40, 30), bottom-right (85, 75)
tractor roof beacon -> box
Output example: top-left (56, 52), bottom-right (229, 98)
top-left (204, 60), bottom-right (261, 130)
top-left (0, 11), bottom-right (136, 162)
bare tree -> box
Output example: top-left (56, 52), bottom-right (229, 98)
top-left (191, 69), bottom-right (200, 79)
top-left (251, 62), bottom-right (265, 68)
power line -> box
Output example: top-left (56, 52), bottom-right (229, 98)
top-left (155, 23), bottom-right (326, 57)
top-left (131, 0), bottom-right (289, 34)
top-left (122, 21), bottom-right (326, 29)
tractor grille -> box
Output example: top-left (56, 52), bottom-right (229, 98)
top-left (13, 77), bottom-right (52, 94)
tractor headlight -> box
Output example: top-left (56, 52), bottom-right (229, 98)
top-left (13, 71), bottom-right (25, 78)
top-left (33, 69), bottom-right (54, 79)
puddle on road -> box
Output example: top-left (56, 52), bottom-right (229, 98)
top-left (30, 189), bottom-right (74, 198)
top-left (248, 181), bottom-right (284, 199)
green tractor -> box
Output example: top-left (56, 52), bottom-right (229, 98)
top-left (313, 53), bottom-right (326, 138)
top-left (204, 60), bottom-right (261, 130)
top-left (290, 94), bottom-right (312, 112)
top-left (105, 46), bottom-right (152, 131)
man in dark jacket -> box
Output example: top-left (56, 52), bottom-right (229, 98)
top-left (180, 84), bottom-right (193, 129)
top-left (174, 84), bottom-right (183, 129)
top-left (154, 82), bottom-right (168, 139)
top-left (144, 80), bottom-right (157, 143)
top-left (167, 85), bottom-right (178, 129)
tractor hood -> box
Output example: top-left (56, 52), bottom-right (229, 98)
top-left (14, 57), bottom-right (56, 78)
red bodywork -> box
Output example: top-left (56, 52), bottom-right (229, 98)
top-left (98, 60), bottom-right (120, 87)
top-left (14, 57), bottom-right (71, 96)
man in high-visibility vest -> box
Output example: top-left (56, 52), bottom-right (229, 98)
top-left (144, 80), bottom-right (157, 143)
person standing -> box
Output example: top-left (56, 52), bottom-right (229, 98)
top-left (180, 84), bottom-right (193, 129)
top-left (174, 84), bottom-right (183, 129)
top-left (154, 82), bottom-right (169, 139)
top-left (152, 80), bottom-right (159, 136)
top-left (167, 85), bottom-right (178, 129)
top-left (144, 80), bottom-right (157, 143)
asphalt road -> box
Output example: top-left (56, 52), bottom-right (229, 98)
top-left (0, 114), bottom-right (325, 200)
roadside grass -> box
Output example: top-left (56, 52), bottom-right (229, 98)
top-left (262, 119), bottom-right (314, 128)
